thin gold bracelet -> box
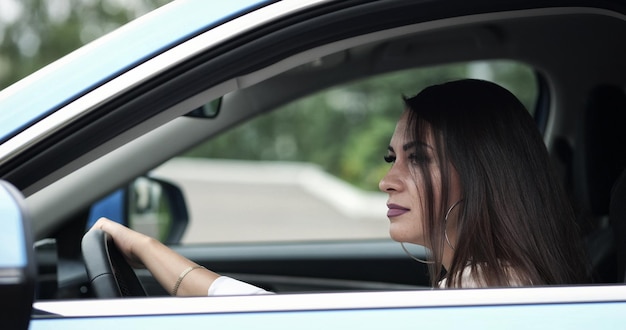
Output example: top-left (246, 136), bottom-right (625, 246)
top-left (172, 265), bottom-right (205, 296)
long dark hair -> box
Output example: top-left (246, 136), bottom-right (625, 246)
top-left (404, 79), bottom-right (587, 287)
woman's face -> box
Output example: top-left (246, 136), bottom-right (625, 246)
top-left (379, 111), bottom-right (462, 248)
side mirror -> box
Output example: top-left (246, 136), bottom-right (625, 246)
top-left (87, 176), bottom-right (189, 244)
top-left (0, 180), bottom-right (35, 329)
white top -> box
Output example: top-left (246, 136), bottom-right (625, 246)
top-left (438, 264), bottom-right (524, 288)
top-left (438, 266), bottom-right (483, 288)
top-left (208, 276), bottom-right (272, 296)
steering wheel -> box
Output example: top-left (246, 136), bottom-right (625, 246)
top-left (81, 229), bottom-right (147, 298)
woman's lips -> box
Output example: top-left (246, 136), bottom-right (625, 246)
top-left (386, 203), bottom-right (410, 217)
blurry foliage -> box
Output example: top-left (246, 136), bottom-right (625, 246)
top-left (185, 61), bottom-right (537, 191)
top-left (0, 0), bottom-right (171, 89)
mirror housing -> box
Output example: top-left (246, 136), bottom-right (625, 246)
top-left (87, 176), bottom-right (189, 244)
top-left (185, 98), bottom-right (221, 118)
top-left (0, 180), bottom-right (35, 329)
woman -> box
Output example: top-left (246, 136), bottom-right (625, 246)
top-left (381, 79), bottom-right (587, 287)
top-left (92, 79), bottom-right (587, 295)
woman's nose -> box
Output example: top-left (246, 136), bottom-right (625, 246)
top-left (379, 165), bottom-right (402, 193)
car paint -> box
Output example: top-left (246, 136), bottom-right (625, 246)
top-left (0, 183), bottom-right (28, 268)
top-left (31, 285), bottom-right (626, 329)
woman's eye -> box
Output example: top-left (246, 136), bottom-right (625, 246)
top-left (383, 155), bottom-right (395, 163)
top-left (408, 153), bottom-right (430, 164)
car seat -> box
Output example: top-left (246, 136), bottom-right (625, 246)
top-left (573, 84), bottom-right (626, 282)
top-left (610, 169), bottom-right (626, 282)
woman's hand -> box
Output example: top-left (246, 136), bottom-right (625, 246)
top-left (90, 217), bottom-right (151, 269)
top-left (89, 217), bottom-right (221, 296)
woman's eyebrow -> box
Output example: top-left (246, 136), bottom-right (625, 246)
top-left (403, 141), bottom-right (432, 151)
top-left (387, 141), bottom-right (432, 153)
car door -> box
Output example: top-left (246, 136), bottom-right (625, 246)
top-left (1, 0), bottom-right (624, 310)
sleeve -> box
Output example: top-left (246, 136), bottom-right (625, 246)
top-left (208, 276), bottom-right (274, 296)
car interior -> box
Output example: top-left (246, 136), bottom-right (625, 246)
top-left (13, 2), bottom-right (626, 301)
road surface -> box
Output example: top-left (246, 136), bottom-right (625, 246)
top-left (152, 158), bottom-right (390, 244)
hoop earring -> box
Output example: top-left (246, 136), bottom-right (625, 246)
top-left (444, 199), bottom-right (464, 251)
top-left (400, 242), bottom-right (434, 264)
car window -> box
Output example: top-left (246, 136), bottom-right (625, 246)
top-left (158, 60), bottom-right (537, 244)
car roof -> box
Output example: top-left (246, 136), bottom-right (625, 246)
top-left (0, 0), bottom-right (268, 144)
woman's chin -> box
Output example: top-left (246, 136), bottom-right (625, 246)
top-left (389, 228), bottom-right (423, 244)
